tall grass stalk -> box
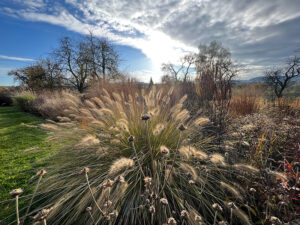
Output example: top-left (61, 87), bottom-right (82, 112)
top-left (22, 170), bottom-right (46, 225)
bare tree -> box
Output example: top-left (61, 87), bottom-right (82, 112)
top-left (38, 58), bottom-right (64, 89)
top-left (195, 41), bottom-right (238, 140)
top-left (161, 74), bottom-right (173, 84)
top-left (161, 53), bottom-right (195, 83)
top-left (195, 40), bottom-right (238, 100)
top-left (196, 41), bottom-right (238, 91)
top-left (264, 55), bottom-right (300, 99)
top-left (54, 37), bottom-right (89, 92)
top-left (84, 32), bottom-right (119, 81)
top-left (54, 33), bottom-right (120, 92)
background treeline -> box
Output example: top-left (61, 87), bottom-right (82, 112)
top-left (8, 32), bottom-right (121, 93)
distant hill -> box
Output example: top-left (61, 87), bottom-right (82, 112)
top-left (237, 76), bottom-right (300, 83)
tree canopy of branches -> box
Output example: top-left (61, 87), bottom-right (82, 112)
top-left (8, 58), bottom-right (64, 91)
top-left (195, 40), bottom-right (238, 101)
top-left (264, 54), bottom-right (300, 99)
top-left (161, 53), bottom-right (195, 83)
top-left (54, 33), bottom-right (120, 92)
top-left (195, 41), bottom-right (239, 137)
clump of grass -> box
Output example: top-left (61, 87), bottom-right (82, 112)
top-left (14, 86), bottom-right (262, 225)
top-left (14, 91), bottom-right (36, 112)
top-left (229, 95), bottom-right (260, 117)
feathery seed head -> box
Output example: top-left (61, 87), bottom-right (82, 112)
top-left (109, 210), bottom-right (118, 218)
top-left (108, 157), bottom-right (134, 175)
top-left (227, 202), bottom-right (237, 209)
top-left (160, 145), bottom-right (170, 156)
top-left (110, 139), bottom-right (121, 144)
top-left (218, 221), bottom-right (228, 225)
top-left (233, 164), bottom-right (259, 173)
top-left (194, 117), bottom-right (210, 126)
top-left (104, 200), bottom-right (113, 208)
top-left (33, 208), bottom-right (52, 222)
top-left (181, 163), bottom-right (198, 180)
top-left (270, 216), bottom-right (281, 224)
top-left (153, 123), bottom-right (165, 136)
top-left (40, 123), bottom-right (60, 131)
top-left (181, 210), bottom-right (189, 218)
top-left (149, 205), bottom-right (155, 214)
top-left (269, 216), bottom-right (283, 225)
top-left (109, 126), bottom-right (120, 132)
top-left (37, 169), bottom-right (47, 176)
top-left (179, 146), bottom-right (194, 159)
top-left (175, 109), bottom-right (189, 122)
top-left (268, 170), bottom-right (287, 180)
top-left (179, 95), bottom-right (187, 104)
top-left (221, 182), bottom-right (242, 200)
top-left (178, 124), bottom-right (186, 131)
top-left (210, 154), bottom-right (226, 165)
top-left (103, 179), bottom-right (114, 188)
top-left (104, 215), bottom-right (111, 221)
top-left (195, 215), bottom-right (203, 223)
top-left (10, 188), bottom-right (23, 197)
top-left (112, 92), bottom-right (122, 102)
top-left (149, 107), bottom-right (160, 117)
top-left (128, 135), bottom-right (134, 142)
top-left (80, 167), bottom-right (90, 175)
top-left (78, 135), bottom-right (100, 146)
top-left (115, 175), bottom-right (125, 183)
top-left (84, 100), bottom-right (96, 109)
top-left (144, 177), bottom-right (152, 187)
top-left (141, 114), bottom-right (150, 121)
top-left (167, 217), bottom-right (177, 225)
top-left (117, 120), bottom-right (129, 132)
top-left (279, 201), bottom-right (287, 206)
top-left (194, 150), bottom-right (208, 160)
top-left (212, 203), bottom-right (222, 212)
top-left (160, 198), bottom-right (168, 205)
top-left (189, 180), bottom-right (196, 185)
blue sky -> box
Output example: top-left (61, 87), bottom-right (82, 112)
top-left (1, 0), bottom-right (300, 85)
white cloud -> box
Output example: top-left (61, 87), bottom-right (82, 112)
top-left (127, 69), bottom-right (159, 83)
top-left (0, 54), bottom-right (35, 62)
top-left (2, 0), bottom-right (300, 80)
top-left (14, 0), bottom-right (45, 8)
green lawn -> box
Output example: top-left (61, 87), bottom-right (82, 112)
top-left (0, 107), bottom-right (60, 223)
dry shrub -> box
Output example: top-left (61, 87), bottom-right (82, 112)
top-left (195, 71), bottom-right (233, 143)
top-left (277, 98), bottom-right (300, 116)
top-left (86, 79), bottom-right (140, 101)
top-left (180, 81), bottom-right (200, 115)
top-left (230, 95), bottom-right (259, 117)
top-left (0, 87), bottom-right (15, 106)
top-left (229, 84), bottom-right (262, 117)
top-left (14, 90), bottom-right (78, 120)
top-left (32, 90), bottom-right (77, 120)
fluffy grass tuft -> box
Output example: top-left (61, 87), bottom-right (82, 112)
top-left (11, 86), bottom-right (262, 225)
